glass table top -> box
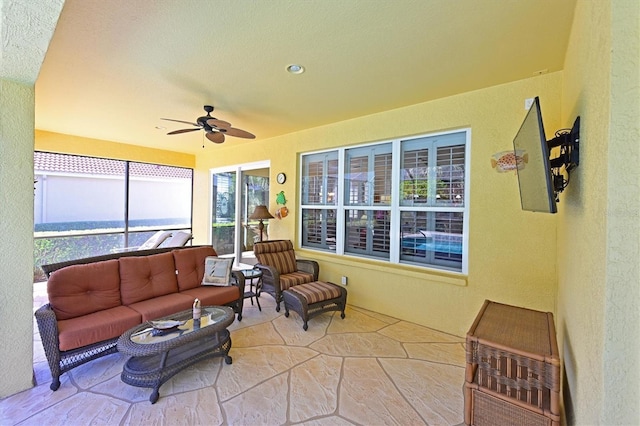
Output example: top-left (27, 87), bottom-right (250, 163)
top-left (240, 268), bottom-right (262, 279)
top-left (130, 307), bottom-right (228, 345)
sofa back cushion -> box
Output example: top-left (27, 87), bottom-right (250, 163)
top-left (47, 259), bottom-right (121, 320)
top-left (120, 252), bottom-right (179, 305)
top-left (173, 246), bottom-right (217, 291)
top-left (253, 240), bottom-right (297, 275)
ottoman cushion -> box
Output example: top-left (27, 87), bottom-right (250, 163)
top-left (289, 281), bottom-right (342, 304)
top-left (283, 281), bottom-right (347, 330)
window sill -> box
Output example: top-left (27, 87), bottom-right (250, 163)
top-left (296, 248), bottom-right (468, 287)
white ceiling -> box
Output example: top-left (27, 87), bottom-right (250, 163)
top-left (35, 0), bottom-right (577, 155)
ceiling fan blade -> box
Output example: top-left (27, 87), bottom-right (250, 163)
top-left (161, 118), bottom-right (200, 127)
top-left (167, 128), bottom-right (201, 135)
top-left (223, 127), bottom-right (256, 139)
top-left (206, 118), bottom-right (231, 129)
top-left (206, 131), bottom-right (226, 144)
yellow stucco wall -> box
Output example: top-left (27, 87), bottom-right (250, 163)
top-left (1, 0), bottom-right (65, 398)
top-left (603, 2), bottom-right (640, 421)
top-left (193, 73), bottom-right (564, 337)
top-left (35, 130), bottom-right (195, 168)
top-left (0, 79), bottom-right (37, 397)
top-left (558, 0), bottom-right (640, 424)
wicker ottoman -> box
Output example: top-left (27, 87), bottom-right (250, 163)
top-left (283, 281), bottom-right (347, 330)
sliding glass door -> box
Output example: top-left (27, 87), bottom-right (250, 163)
top-left (211, 170), bottom-right (237, 255)
top-left (211, 161), bottom-right (270, 265)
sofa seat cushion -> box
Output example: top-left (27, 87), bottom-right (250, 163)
top-left (120, 252), bottom-right (179, 305)
top-left (180, 285), bottom-right (240, 307)
top-left (127, 292), bottom-right (195, 322)
top-left (280, 271), bottom-right (315, 291)
top-left (173, 246), bottom-right (217, 291)
top-left (57, 305), bottom-right (141, 351)
top-left (48, 259), bottom-right (121, 320)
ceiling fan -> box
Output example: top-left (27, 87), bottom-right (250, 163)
top-left (161, 105), bottom-right (256, 144)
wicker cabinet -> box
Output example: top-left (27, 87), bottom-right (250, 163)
top-left (464, 300), bottom-right (560, 426)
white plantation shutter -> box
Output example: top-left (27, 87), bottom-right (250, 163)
top-left (301, 152), bottom-right (338, 250)
top-left (301, 130), bottom-right (468, 273)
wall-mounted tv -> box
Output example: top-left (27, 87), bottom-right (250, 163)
top-left (513, 96), bottom-right (580, 214)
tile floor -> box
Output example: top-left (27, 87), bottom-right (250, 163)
top-left (1, 285), bottom-right (466, 425)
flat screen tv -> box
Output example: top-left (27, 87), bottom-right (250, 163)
top-left (512, 96), bottom-right (580, 214)
top-left (513, 97), bottom-right (557, 213)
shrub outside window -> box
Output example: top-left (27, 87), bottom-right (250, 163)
top-left (300, 130), bottom-right (469, 273)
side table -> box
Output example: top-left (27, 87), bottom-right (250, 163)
top-left (464, 300), bottom-right (560, 425)
top-left (240, 268), bottom-right (263, 311)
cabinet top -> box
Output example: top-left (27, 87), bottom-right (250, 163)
top-left (467, 300), bottom-right (559, 360)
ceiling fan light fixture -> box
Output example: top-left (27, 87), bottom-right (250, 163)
top-left (286, 64), bottom-right (305, 74)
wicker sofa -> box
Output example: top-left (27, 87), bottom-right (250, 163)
top-left (34, 245), bottom-right (245, 391)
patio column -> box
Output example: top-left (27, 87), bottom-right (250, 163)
top-left (0, 0), bottom-right (64, 398)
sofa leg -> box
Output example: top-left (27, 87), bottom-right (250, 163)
top-left (50, 377), bottom-right (60, 391)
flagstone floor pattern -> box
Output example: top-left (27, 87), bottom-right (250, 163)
top-left (2, 287), bottom-right (466, 425)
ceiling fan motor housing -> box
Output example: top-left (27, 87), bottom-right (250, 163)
top-left (197, 106), bottom-right (215, 131)
top-left (197, 116), bottom-right (213, 131)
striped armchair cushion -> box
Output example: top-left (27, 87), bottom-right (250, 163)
top-left (254, 240), bottom-right (298, 275)
top-left (279, 271), bottom-right (315, 291)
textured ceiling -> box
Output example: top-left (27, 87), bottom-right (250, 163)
top-left (35, 0), bottom-right (577, 155)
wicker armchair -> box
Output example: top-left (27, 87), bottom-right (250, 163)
top-left (253, 240), bottom-right (319, 311)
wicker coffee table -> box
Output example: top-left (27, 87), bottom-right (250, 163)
top-left (117, 306), bottom-right (235, 403)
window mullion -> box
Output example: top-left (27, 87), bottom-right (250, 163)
top-left (427, 144), bottom-right (438, 205)
top-left (335, 148), bottom-right (346, 255)
top-left (390, 140), bottom-right (401, 262)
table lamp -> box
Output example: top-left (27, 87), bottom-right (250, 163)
top-left (249, 205), bottom-right (274, 242)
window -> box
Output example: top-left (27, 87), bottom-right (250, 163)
top-left (300, 130), bottom-right (468, 273)
top-left (301, 152), bottom-right (338, 251)
top-left (34, 151), bottom-right (193, 279)
top-left (344, 143), bottom-right (392, 258)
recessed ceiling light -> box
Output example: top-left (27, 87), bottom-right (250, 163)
top-left (286, 64), bottom-right (305, 74)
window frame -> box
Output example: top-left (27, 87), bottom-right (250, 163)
top-left (299, 129), bottom-right (470, 275)
top-left (33, 151), bottom-right (194, 279)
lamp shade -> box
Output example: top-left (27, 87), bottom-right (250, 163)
top-left (249, 205), bottom-right (274, 220)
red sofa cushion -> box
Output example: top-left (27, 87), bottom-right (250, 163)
top-left (127, 293), bottom-right (195, 322)
top-left (181, 286), bottom-right (240, 307)
top-left (57, 305), bottom-right (141, 351)
top-left (173, 246), bottom-right (217, 291)
top-left (47, 259), bottom-right (121, 320)
top-left (119, 252), bottom-right (179, 305)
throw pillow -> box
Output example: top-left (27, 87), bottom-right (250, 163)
top-left (202, 256), bottom-right (233, 286)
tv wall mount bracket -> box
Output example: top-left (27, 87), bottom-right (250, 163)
top-left (548, 116), bottom-right (580, 198)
